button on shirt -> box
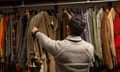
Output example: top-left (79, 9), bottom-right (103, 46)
top-left (35, 32), bottom-right (94, 72)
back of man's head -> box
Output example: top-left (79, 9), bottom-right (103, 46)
top-left (69, 15), bottom-right (86, 36)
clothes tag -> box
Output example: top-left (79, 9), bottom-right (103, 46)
top-left (32, 62), bottom-right (36, 67)
top-left (51, 20), bottom-right (54, 26)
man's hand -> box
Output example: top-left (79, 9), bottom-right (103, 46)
top-left (32, 26), bottom-right (39, 34)
top-left (64, 10), bottom-right (72, 20)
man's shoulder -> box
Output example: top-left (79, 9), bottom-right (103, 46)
top-left (82, 40), bottom-right (94, 50)
top-left (84, 40), bottom-right (93, 46)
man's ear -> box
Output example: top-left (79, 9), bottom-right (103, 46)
top-left (66, 24), bottom-right (69, 29)
top-left (83, 28), bottom-right (87, 33)
top-left (81, 29), bottom-right (86, 35)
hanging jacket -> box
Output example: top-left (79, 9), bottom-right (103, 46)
top-left (0, 16), bottom-right (3, 60)
top-left (27, 11), bottom-right (60, 72)
top-left (107, 8), bottom-right (116, 66)
top-left (101, 9), bottom-right (114, 69)
top-left (5, 15), bottom-right (13, 63)
top-left (84, 8), bottom-right (94, 44)
top-left (114, 7), bottom-right (120, 64)
top-left (2, 16), bottom-right (8, 61)
top-left (17, 14), bottom-right (30, 69)
top-left (96, 8), bottom-right (104, 61)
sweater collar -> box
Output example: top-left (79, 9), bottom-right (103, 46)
top-left (65, 35), bottom-right (82, 42)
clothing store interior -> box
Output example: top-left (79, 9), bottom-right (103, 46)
top-left (0, 0), bottom-right (120, 72)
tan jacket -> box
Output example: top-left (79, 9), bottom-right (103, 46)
top-left (101, 9), bottom-right (113, 69)
top-left (107, 8), bottom-right (116, 64)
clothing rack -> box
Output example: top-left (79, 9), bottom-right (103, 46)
top-left (0, 0), bottom-right (119, 9)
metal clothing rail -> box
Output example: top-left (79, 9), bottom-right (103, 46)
top-left (0, 0), bottom-right (119, 9)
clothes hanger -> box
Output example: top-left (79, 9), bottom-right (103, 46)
top-left (70, 8), bottom-right (75, 13)
top-left (108, 2), bottom-right (113, 11)
top-left (51, 9), bottom-right (57, 18)
top-left (76, 8), bottom-right (80, 15)
top-left (46, 9), bottom-right (52, 16)
top-left (0, 10), bottom-right (4, 16)
top-left (102, 2), bottom-right (113, 11)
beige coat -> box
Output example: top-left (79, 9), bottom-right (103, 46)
top-left (101, 9), bottom-right (113, 69)
top-left (107, 8), bottom-right (117, 65)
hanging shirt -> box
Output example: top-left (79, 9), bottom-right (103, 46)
top-left (93, 8), bottom-right (100, 60)
top-left (1, 16), bottom-right (8, 62)
top-left (1, 16), bottom-right (8, 49)
top-left (78, 9), bottom-right (88, 41)
top-left (0, 16), bottom-right (3, 59)
top-left (96, 8), bottom-right (104, 61)
top-left (84, 8), bottom-right (94, 44)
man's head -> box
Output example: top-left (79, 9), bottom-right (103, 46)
top-left (66, 15), bottom-right (86, 36)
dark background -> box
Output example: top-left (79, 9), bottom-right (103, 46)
top-left (0, 0), bottom-right (87, 6)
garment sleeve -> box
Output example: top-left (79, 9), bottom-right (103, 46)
top-left (35, 31), bottom-right (60, 56)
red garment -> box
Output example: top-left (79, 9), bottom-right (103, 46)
top-left (1, 16), bottom-right (8, 49)
top-left (114, 7), bottom-right (120, 64)
top-left (116, 46), bottom-right (120, 65)
top-left (3, 64), bottom-right (9, 72)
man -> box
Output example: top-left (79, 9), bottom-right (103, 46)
top-left (31, 11), bottom-right (94, 72)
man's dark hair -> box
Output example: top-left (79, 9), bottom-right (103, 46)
top-left (69, 15), bottom-right (86, 36)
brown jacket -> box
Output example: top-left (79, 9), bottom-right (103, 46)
top-left (107, 8), bottom-right (116, 65)
top-left (27, 11), bottom-right (60, 72)
top-left (101, 9), bottom-right (113, 69)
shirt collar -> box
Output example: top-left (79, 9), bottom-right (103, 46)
top-left (65, 35), bottom-right (82, 42)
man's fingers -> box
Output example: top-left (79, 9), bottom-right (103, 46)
top-left (32, 26), bottom-right (38, 33)
top-left (64, 10), bottom-right (72, 20)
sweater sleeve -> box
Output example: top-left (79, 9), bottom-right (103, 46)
top-left (35, 32), bottom-right (59, 56)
